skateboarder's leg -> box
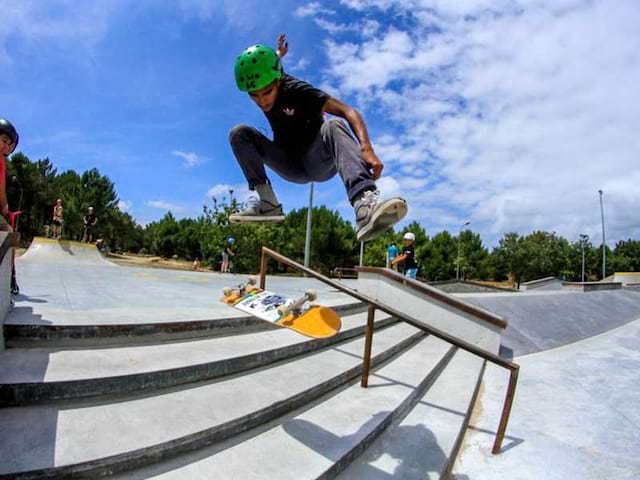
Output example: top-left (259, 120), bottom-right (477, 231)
top-left (229, 125), bottom-right (309, 223)
top-left (305, 119), bottom-right (407, 241)
top-left (308, 119), bottom-right (376, 203)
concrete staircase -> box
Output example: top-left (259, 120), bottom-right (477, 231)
top-left (1, 301), bottom-right (487, 479)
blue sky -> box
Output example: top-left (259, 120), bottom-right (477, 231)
top-left (2, 0), bottom-right (640, 247)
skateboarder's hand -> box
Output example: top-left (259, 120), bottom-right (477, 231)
top-left (276, 33), bottom-right (288, 59)
top-left (362, 148), bottom-right (383, 180)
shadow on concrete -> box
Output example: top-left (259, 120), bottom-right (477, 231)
top-left (283, 414), bottom-right (455, 479)
top-left (12, 293), bottom-right (49, 304)
top-left (0, 403), bottom-right (59, 476)
top-left (59, 241), bottom-right (75, 255)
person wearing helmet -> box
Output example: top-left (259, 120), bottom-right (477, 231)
top-left (0, 118), bottom-right (19, 232)
top-left (392, 232), bottom-right (418, 279)
top-left (221, 237), bottom-right (236, 273)
top-left (82, 206), bottom-right (98, 243)
top-left (228, 34), bottom-right (407, 241)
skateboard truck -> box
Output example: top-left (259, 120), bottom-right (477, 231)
top-left (223, 275), bottom-right (257, 297)
top-left (277, 289), bottom-right (317, 318)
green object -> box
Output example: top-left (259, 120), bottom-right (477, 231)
top-left (234, 44), bottom-right (283, 92)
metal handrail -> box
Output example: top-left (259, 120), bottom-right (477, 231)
top-left (259, 246), bottom-right (519, 454)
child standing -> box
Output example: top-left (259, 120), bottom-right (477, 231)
top-left (386, 242), bottom-right (399, 270)
top-left (392, 232), bottom-right (418, 279)
top-left (221, 238), bottom-right (235, 273)
top-left (52, 199), bottom-right (64, 240)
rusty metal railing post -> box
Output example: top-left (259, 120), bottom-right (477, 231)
top-left (259, 248), bottom-right (267, 290)
top-left (360, 305), bottom-right (376, 388)
top-left (492, 365), bottom-right (519, 454)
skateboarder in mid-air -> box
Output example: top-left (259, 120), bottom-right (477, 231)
top-left (228, 34), bottom-right (407, 241)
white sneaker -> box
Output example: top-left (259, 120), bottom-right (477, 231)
top-left (229, 197), bottom-right (285, 224)
top-left (354, 190), bottom-right (408, 242)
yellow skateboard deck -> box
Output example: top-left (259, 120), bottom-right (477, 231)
top-left (221, 283), bottom-right (342, 339)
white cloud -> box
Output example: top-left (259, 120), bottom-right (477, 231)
top-left (318, 0), bottom-right (640, 245)
top-left (207, 183), bottom-right (252, 202)
top-left (146, 200), bottom-right (187, 213)
top-left (118, 200), bottom-right (133, 212)
top-left (172, 150), bottom-right (205, 168)
top-left (295, 2), bottom-right (336, 18)
top-left (0, 2), bottom-right (121, 64)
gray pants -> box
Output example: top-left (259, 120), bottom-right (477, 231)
top-left (229, 119), bottom-right (376, 203)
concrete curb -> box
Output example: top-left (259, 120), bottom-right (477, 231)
top-left (0, 315), bottom-right (397, 406)
top-left (2, 331), bottom-right (426, 479)
top-left (3, 302), bottom-right (367, 348)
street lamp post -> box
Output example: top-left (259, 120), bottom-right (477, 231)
top-left (456, 221), bottom-right (471, 281)
top-left (579, 234), bottom-right (588, 283)
top-left (303, 183), bottom-right (314, 272)
top-left (598, 190), bottom-right (606, 279)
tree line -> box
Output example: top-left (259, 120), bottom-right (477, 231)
top-left (8, 152), bottom-right (639, 283)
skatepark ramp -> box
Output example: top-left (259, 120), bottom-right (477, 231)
top-left (19, 236), bottom-right (115, 267)
top-left (0, 246), bottom-right (517, 479)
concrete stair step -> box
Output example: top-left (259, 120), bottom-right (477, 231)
top-left (337, 349), bottom-right (486, 479)
top-left (4, 301), bottom-right (366, 348)
top-left (0, 310), bottom-right (396, 405)
top-left (111, 334), bottom-right (458, 480)
top-left (0, 323), bottom-right (424, 479)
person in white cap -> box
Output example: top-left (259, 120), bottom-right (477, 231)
top-left (392, 232), bottom-right (418, 279)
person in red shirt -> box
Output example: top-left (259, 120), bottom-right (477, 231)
top-left (0, 118), bottom-right (19, 232)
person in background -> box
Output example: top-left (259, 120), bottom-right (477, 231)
top-left (82, 206), bottom-right (98, 243)
top-left (52, 198), bottom-right (64, 240)
top-left (192, 257), bottom-right (201, 271)
top-left (0, 118), bottom-right (18, 233)
top-left (221, 237), bottom-right (236, 273)
top-left (392, 232), bottom-right (418, 279)
top-left (386, 242), bottom-right (399, 270)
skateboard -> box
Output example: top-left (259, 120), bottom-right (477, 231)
top-left (221, 279), bottom-right (342, 339)
top-left (221, 276), bottom-right (261, 305)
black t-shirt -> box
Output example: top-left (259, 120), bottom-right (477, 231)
top-left (402, 245), bottom-right (417, 269)
top-left (84, 213), bottom-right (96, 226)
top-left (265, 74), bottom-right (330, 157)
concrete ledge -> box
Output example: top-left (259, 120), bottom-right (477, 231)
top-left (562, 281), bottom-right (623, 292)
top-left (356, 268), bottom-right (506, 354)
top-left (0, 313), bottom-right (397, 405)
top-left (3, 301), bottom-right (366, 348)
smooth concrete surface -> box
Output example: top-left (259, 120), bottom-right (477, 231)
top-left (358, 271), bottom-right (504, 354)
top-left (462, 290), bottom-right (640, 357)
top-left (11, 239), bottom-right (356, 326)
top-left (453, 317), bottom-right (640, 480)
top-left (562, 281), bottom-right (623, 291)
top-left (614, 272), bottom-right (640, 284)
top-left (339, 350), bottom-right (485, 479)
top-left (112, 335), bottom-right (454, 480)
top-left (520, 276), bottom-right (562, 291)
top-left (0, 323), bottom-right (421, 475)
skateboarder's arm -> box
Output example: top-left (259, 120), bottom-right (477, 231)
top-left (322, 97), bottom-right (383, 180)
top-left (276, 33), bottom-right (288, 59)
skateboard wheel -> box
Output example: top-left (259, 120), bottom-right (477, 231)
top-left (277, 305), bottom-right (290, 316)
top-left (222, 287), bottom-right (232, 296)
top-left (305, 289), bottom-right (317, 302)
top-left (248, 276), bottom-right (256, 285)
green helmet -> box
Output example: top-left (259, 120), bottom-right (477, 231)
top-left (234, 44), bottom-right (283, 92)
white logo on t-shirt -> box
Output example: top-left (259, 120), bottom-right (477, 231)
top-left (283, 108), bottom-right (295, 116)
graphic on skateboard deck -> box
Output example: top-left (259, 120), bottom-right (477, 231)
top-left (221, 280), bottom-right (341, 339)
